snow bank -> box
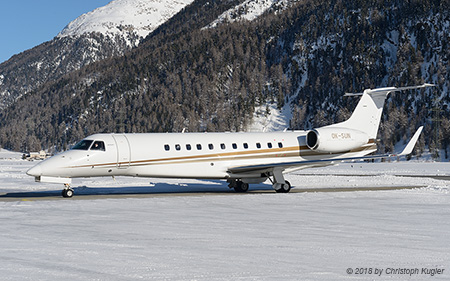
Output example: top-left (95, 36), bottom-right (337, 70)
top-left (0, 148), bottom-right (22, 159)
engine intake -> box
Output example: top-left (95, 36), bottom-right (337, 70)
top-left (306, 127), bottom-right (369, 153)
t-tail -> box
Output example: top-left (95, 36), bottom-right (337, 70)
top-left (329, 84), bottom-right (435, 139)
top-left (305, 84), bottom-right (434, 154)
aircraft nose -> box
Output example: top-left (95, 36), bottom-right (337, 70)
top-left (26, 165), bottom-right (42, 177)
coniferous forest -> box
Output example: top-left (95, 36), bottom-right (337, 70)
top-left (0, 0), bottom-right (449, 159)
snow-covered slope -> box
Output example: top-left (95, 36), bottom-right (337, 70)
top-left (58, 0), bottom-right (195, 45)
top-left (247, 102), bottom-right (291, 132)
top-left (205, 0), bottom-right (292, 28)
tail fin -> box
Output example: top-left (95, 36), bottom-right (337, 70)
top-left (328, 84), bottom-right (435, 139)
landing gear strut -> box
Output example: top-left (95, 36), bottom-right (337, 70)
top-left (62, 184), bottom-right (74, 198)
top-left (269, 169), bottom-right (292, 193)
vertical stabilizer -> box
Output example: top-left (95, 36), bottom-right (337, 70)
top-left (327, 84), bottom-right (435, 139)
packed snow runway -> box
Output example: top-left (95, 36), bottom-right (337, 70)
top-left (0, 152), bottom-right (449, 280)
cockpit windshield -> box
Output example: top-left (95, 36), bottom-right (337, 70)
top-left (72, 140), bottom-right (93, 150)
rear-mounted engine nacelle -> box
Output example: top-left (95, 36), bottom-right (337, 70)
top-left (306, 127), bottom-right (369, 153)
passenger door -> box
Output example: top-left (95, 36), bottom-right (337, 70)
top-left (112, 134), bottom-right (130, 169)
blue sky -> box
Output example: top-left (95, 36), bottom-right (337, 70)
top-left (0, 0), bottom-right (112, 63)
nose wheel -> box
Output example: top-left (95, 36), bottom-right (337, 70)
top-left (62, 184), bottom-right (74, 198)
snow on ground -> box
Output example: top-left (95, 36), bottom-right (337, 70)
top-left (1, 158), bottom-right (449, 280)
top-left (297, 161), bottom-right (450, 176)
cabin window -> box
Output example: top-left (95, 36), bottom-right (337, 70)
top-left (243, 143), bottom-right (248, 149)
top-left (278, 142), bottom-right (283, 148)
top-left (72, 140), bottom-right (93, 150)
top-left (256, 143), bottom-right (261, 149)
top-left (220, 143), bottom-right (226, 149)
top-left (164, 144), bottom-right (170, 151)
top-left (232, 143), bottom-right (237, 149)
top-left (267, 142), bottom-right (273, 149)
top-left (208, 143), bottom-right (214, 150)
top-left (175, 144), bottom-right (181, 151)
top-left (91, 141), bottom-right (106, 151)
top-left (196, 144), bottom-right (202, 150)
top-left (186, 144), bottom-right (192, 150)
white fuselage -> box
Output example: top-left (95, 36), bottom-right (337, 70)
top-left (27, 131), bottom-right (376, 182)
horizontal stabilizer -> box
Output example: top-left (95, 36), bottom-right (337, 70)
top-left (344, 83), bottom-right (435, 96)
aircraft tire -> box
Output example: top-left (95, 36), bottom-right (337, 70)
top-left (234, 181), bottom-right (249, 193)
top-left (275, 181), bottom-right (291, 193)
top-left (62, 188), bottom-right (74, 198)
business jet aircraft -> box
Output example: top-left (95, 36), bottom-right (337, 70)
top-left (27, 84), bottom-right (434, 197)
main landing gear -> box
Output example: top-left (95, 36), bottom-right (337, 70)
top-left (273, 180), bottom-right (291, 193)
top-left (269, 169), bottom-right (291, 193)
top-left (228, 169), bottom-right (292, 193)
top-left (62, 184), bottom-right (74, 198)
top-left (228, 180), bottom-right (249, 192)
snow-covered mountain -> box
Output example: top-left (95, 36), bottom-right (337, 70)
top-left (58, 0), bottom-right (194, 46)
top-left (0, 0), bottom-right (194, 109)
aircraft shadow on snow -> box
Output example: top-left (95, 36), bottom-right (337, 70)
top-left (0, 181), bottom-right (275, 198)
top-left (0, 183), bottom-right (425, 199)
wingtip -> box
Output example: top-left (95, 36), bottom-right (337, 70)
top-left (398, 126), bottom-right (424, 156)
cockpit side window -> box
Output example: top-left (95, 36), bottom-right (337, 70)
top-left (72, 140), bottom-right (93, 150)
top-left (91, 141), bottom-right (106, 151)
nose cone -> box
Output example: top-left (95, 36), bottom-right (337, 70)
top-left (27, 164), bottom-right (42, 177)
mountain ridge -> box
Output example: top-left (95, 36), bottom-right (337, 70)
top-left (0, 0), bottom-right (195, 109)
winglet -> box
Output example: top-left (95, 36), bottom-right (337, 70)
top-left (397, 126), bottom-right (423, 156)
